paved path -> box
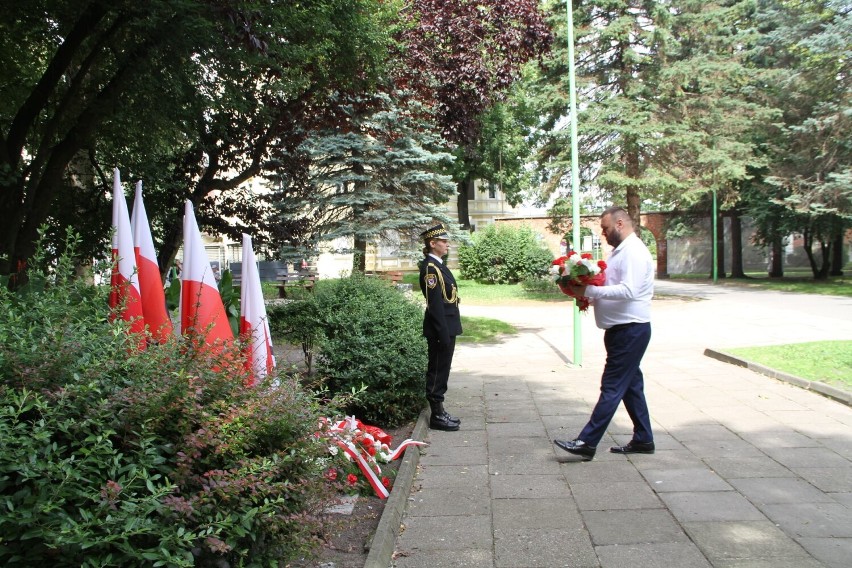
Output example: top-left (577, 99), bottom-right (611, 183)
top-left (389, 281), bottom-right (852, 568)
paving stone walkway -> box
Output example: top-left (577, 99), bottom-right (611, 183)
top-left (389, 281), bottom-right (852, 568)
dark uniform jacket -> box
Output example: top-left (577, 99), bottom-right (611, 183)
top-left (419, 256), bottom-right (462, 344)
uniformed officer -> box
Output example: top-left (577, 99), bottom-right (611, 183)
top-left (419, 223), bottom-right (462, 431)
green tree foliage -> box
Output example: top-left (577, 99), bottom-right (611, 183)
top-left (395, 0), bottom-right (552, 228)
top-left (0, 234), bottom-right (339, 566)
top-left (269, 93), bottom-right (458, 268)
top-left (458, 224), bottom-right (553, 284)
top-left (0, 0), bottom-right (395, 280)
top-left (747, 0), bottom-right (851, 278)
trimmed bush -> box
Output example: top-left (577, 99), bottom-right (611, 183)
top-left (310, 275), bottom-right (426, 427)
top-left (0, 238), bottom-right (336, 567)
top-left (458, 224), bottom-right (553, 284)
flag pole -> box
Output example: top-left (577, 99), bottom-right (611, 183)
top-left (567, 0), bottom-right (582, 366)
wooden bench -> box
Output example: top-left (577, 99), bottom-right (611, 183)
top-left (275, 269), bottom-right (317, 298)
top-left (366, 270), bottom-right (405, 285)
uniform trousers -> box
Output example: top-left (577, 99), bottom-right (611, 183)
top-left (425, 336), bottom-right (456, 403)
top-left (578, 322), bottom-right (653, 447)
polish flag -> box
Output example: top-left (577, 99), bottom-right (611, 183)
top-left (179, 200), bottom-right (233, 348)
top-left (109, 168), bottom-right (146, 349)
top-left (239, 234), bottom-right (275, 385)
top-left (131, 181), bottom-right (173, 343)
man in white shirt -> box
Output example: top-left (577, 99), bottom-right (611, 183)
top-left (554, 206), bottom-right (655, 460)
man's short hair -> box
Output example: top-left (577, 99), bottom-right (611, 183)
top-left (602, 206), bottom-right (631, 224)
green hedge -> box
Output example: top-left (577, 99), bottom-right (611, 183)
top-left (0, 239), bottom-right (336, 567)
top-left (458, 224), bottom-right (553, 284)
top-left (271, 275), bottom-right (426, 427)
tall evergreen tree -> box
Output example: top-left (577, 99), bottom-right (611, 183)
top-left (270, 94), bottom-right (457, 270)
top-left (750, 0), bottom-right (851, 278)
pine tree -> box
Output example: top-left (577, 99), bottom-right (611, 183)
top-left (270, 94), bottom-right (457, 270)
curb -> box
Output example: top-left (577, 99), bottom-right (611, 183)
top-left (364, 408), bottom-right (430, 568)
top-left (703, 348), bottom-right (852, 407)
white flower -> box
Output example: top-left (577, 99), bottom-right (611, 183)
top-left (328, 445), bottom-right (339, 456)
top-left (549, 265), bottom-right (562, 276)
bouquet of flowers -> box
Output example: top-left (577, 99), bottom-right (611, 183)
top-left (550, 252), bottom-right (607, 312)
top-left (318, 416), bottom-right (427, 498)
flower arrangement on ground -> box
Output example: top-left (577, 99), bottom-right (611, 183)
top-left (550, 252), bottom-right (607, 311)
top-left (318, 416), bottom-right (427, 498)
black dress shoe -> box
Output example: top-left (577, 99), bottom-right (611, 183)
top-left (553, 439), bottom-right (596, 460)
top-left (429, 412), bottom-right (460, 431)
top-left (610, 441), bottom-right (655, 454)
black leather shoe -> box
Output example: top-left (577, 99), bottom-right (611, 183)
top-left (554, 439), bottom-right (596, 460)
top-left (429, 412), bottom-right (460, 431)
top-left (442, 411), bottom-right (461, 426)
top-left (610, 441), bottom-right (655, 454)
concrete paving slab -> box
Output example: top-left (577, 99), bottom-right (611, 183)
top-left (485, 421), bottom-right (547, 438)
top-left (681, 438), bottom-right (767, 458)
top-left (702, 455), bottom-right (797, 478)
top-left (490, 474), bottom-right (571, 499)
top-left (627, 449), bottom-right (707, 471)
top-left (391, 548), bottom-right (493, 568)
top-left (569, 481), bottom-right (662, 511)
top-left (395, 515), bottom-right (491, 550)
top-left (640, 467), bottom-right (732, 492)
top-left (728, 476), bottom-right (837, 504)
top-left (759, 502), bottom-right (852, 537)
top-left (669, 424), bottom-right (742, 441)
top-left (595, 542), bottom-right (713, 568)
top-left (559, 460), bottom-right (645, 484)
top-left (737, 429), bottom-right (823, 448)
top-left (485, 406), bottom-right (541, 423)
top-left (711, 559), bottom-right (824, 568)
top-left (493, 528), bottom-right (597, 568)
top-left (795, 537), bottom-right (852, 568)
top-left (682, 520), bottom-right (812, 563)
top-left (762, 446), bottom-right (850, 469)
top-left (426, 429), bottom-right (486, 448)
top-left (419, 444), bottom-right (487, 467)
top-left (659, 491), bottom-right (765, 522)
top-left (404, 486), bottom-right (490, 518)
top-left (415, 464), bottom-right (489, 490)
top-left (489, 450), bottom-right (563, 475)
top-left (583, 509), bottom-right (688, 545)
top-left (491, 498), bottom-right (582, 531)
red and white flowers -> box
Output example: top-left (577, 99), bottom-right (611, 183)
top-left (318, 416), bottom-right (427, 499)
top-left (550, 252), bottom-right (607, 311)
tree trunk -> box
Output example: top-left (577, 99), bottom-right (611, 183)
top-left (624, 144), bottom-right (641, 229)
top-left (729, 210), bottom-right (746, 278)
top-left (352, 236), bottom-right (367, 272)
top-left (769, 237), bottom-right (784, 278)
top-left (456, 175), bottom-right (472, 230)
top-left (710, 210), bottom-right (726, 279)
top-left (830, 231), bottom-right (844, 276)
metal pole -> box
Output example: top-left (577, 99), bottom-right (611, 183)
top-left (712, 188), bottom-right (718, 284)
top-left (567, 0), bottom-right (582, 366)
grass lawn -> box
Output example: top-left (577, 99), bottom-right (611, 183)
top-left (725, 341), bottom-right (852, 390)
top-left (458, 316), bottom-right (517, 343)
top-left (668, 272), bottom-right (852, 298)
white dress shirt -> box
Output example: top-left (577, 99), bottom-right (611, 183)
top-left (584, 232), bottom-right (654, 330)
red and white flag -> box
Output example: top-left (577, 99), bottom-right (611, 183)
top-left (179, 200), bottom-right (233, 348)
top-left (239, 234), bottom-right (275, 385)
top-left (131, 181), bottom-right (173, 343)
top-left (109, 168), bottom-right (146, 349)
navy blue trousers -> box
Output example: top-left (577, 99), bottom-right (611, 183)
top-left (578, 322), bottom-right (653, 447)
